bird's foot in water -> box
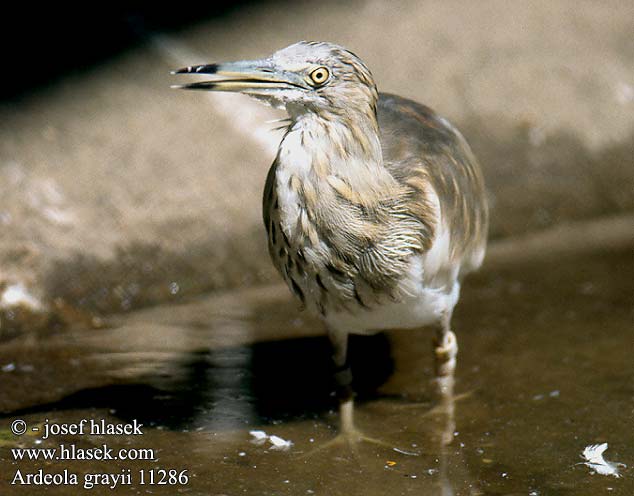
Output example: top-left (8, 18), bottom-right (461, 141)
top-left (299, 426), bottom-right (399, 459)
top-left (299, 399), bottom-right (418, 459)
top-left (299, 426), bottom-right (421, 460)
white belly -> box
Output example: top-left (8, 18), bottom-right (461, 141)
top-left (323, 254), bottom-right (461, 335)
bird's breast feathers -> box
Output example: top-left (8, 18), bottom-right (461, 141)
top-left (264, 125), bottom-right (464, 326)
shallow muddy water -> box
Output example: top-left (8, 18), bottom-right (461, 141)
top-left (0, 234), bottom-right (632, 495)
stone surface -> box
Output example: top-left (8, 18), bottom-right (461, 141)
top-left (0, 0), bottom-right (632, 332)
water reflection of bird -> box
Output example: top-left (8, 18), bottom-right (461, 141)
top-left (173, 41), bottom-right (488, 446)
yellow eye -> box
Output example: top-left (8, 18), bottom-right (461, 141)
top-left (309, 67), bottom-right (330, 86)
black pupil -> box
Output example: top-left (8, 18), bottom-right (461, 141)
top-left (314, 70), bottom-right (326, 82)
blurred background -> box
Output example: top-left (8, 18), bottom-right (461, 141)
top-left (1, 0), bottom-right (632, 333)
top-left (0, 2), bottom-right (632, 494)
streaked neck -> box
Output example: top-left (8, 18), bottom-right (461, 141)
top-left (283, 106), bottom-right (393, 197)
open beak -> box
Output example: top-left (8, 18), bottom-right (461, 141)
top-left (171, 59), bottom-right (306, 93)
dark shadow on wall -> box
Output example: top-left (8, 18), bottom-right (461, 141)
top-left (43, 237), bottom-right (276, 316)
top-left (1, 3), bottom-right (264, 101)
top-left (459, 120), bottom-right (634, 239)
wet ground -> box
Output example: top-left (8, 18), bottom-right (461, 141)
top-left (0, 217), bottom-right (632, 495)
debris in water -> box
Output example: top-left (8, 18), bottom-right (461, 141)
top-left (269, 435), bottom-right (293, 450)
top-left (248, 430), bottom-right (293, 451)
top-left (1, 363), bottom-right (16, 373)
top-left (580, 443), bottom-right (626, 478)
top-left (249, 430), bottom-right (268, 445)
top-left (392, 447), bottom-right (420, 456)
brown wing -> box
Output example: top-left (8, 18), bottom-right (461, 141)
top-left (377, 93), bottom-right (489, 277)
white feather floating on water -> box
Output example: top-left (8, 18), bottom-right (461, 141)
top-left (268, 435), bottom-right (293, 450)
top-left (248, 430), bottom-right (293, 451)
top-left (580, 443), bottom-right (626, 478)
top-left (249, 430), bottom-right (268, 444)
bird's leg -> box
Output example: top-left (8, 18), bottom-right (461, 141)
top-left (298, 330), bottom-right (397, 457)
top-left (433, 311), bottom-right (458, 389)
top-left (328, 329), bottom-right (362, 439)
top-left (330, 329), bottom-right (354, 404)
top-left (432, 311), bottom-right (458, 446)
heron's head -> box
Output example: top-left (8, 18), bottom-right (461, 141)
top-left (173, 41), bottom-right (378, 118)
